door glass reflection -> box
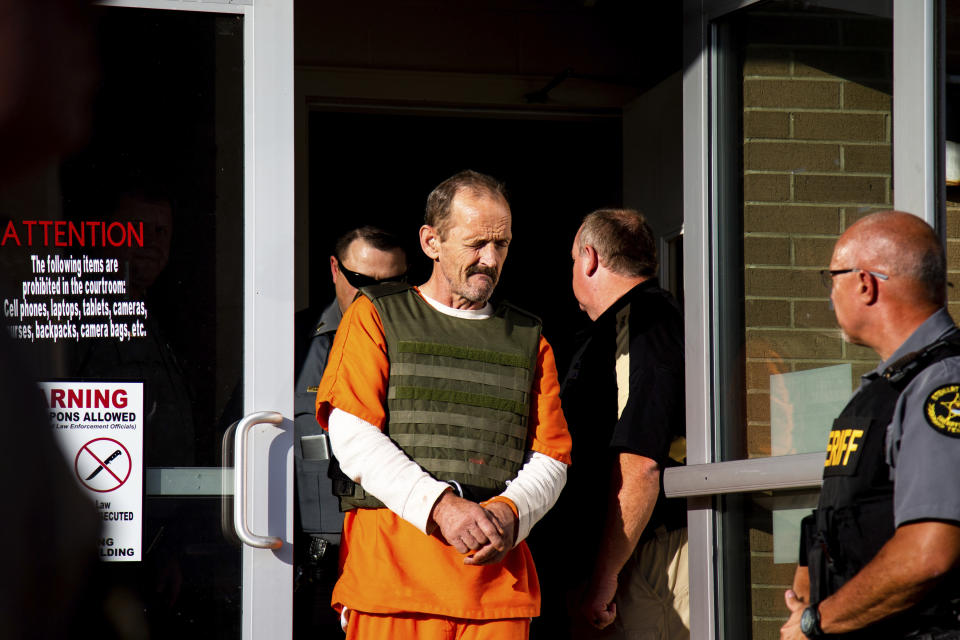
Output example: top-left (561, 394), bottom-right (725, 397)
top-left (0, 7), bottom-right (244, 637)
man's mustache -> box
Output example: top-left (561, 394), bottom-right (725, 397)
top-left (467, 265), bottom-right (498, 279)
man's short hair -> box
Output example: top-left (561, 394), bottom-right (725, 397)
top-left (917, 245), bottom-right (948, 306)
top-left (906, 221), bottom-right (948, 305)
top-left (425, 170), bottom-right (508, 239)
top-left (334, 226), bottom-right (405, 262)
top-left (579, 208), bottom-right (658, 278)
top-left (853, 210), bottom-right (947, 306)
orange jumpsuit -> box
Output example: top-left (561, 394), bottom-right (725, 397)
top-left (316, 291), bottom-right (571, 636)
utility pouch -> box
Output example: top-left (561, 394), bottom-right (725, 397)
top-left (297, 432), bottom-right (344, 540)
top-left (799, 513), bottom-right (815, 567)
top-left (807, 508), bottom-right (835, 605)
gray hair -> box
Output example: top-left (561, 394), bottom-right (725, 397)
top-left (425, 170), bottom-right (508, 239)
top-left (578, 208), bottom-right (658, 278)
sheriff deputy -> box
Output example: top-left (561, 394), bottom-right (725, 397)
top-left (782, 211), bottom-right (960, 640)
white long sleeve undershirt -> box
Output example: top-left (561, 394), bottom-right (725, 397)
top-left (328, 407), bottom-right (567, 543)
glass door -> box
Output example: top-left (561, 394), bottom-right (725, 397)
top-left (0, 1), bottom-right (294, 638)
top-left (678, 0), bottom-right (939, 638)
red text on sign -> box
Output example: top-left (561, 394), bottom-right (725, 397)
top-left (49, 388), bottom-right (128, 409)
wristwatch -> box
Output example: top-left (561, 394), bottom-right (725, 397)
top-left (800, 603), bottom-right (824, 638)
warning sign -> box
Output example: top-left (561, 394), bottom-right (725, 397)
top-left (41, 381), bottom-right (143, 562)
top-left (76, 437), bottom-right (131, 492)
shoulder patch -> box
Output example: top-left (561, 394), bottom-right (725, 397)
top-left (923, 383), bottom-right (960, 438)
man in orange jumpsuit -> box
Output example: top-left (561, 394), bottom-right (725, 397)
top-left (316, 170), bottom-right (571, 640)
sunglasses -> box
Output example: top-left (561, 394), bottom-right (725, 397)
top-left (337, 261), bottom-right (407, 289)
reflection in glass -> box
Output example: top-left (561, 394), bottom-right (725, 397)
top-left (0, 8), bottom-right (244, 637)
top-left (718, 0), bottom-right (891, 464)
top-left (713, 2), bottom-right (891, 637)
top-left (769, 364), bottom-right (850, 456)
top-left (720, 490), bottom-right (820, 638)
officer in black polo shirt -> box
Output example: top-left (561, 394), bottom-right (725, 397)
top-left (537, 208), bottom-right (687, 640)
top-left (782, 211), bottom-right (960, 640)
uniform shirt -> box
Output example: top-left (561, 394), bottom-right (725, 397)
top-left (315, 290), bottom-right (571, 620)
top-left (556, 279), bottom-right (686, 576)
top-left (859, 308), bottom-right (960, 527)
top-left (293, 298), bottom-right (344, 540)
top-left (294, 298), bottom-right (341, 425)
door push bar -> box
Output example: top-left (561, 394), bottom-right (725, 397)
top-left (233, 411), bottom-right (283, 549)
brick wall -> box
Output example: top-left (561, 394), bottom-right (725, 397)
top-left (950, 207), bottom-right (960, 317)
top-left (738, 6), bottom-right (890, 638)
top-left (947, 6), bottom-right (960, 315)
top-left (742, 11), bottom-right (890, 457)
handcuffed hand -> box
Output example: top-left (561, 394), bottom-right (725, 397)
top-left (465, 500), bottom-right (517, 566)
top-left (430, 491), bottom-right (505, 557)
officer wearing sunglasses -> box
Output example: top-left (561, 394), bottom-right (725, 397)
top-left (293, 226), bottom-right (406, 635)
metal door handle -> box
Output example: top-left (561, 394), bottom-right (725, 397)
top-left (233, 411), bottom-right (283, 549)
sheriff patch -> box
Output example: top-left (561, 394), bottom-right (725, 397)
top-left (822, 416), bottom-right (871, 477)
top-left (824, 427), bottom-right (866, 471)
top-left (923, 384), bottom-right (960, 438)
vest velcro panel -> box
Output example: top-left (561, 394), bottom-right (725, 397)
top-left (387, 339), bottom-right (533, 489)
top-left (388, 374), bottom-right (529, 416)
top-left (387, 409), bottom-right (528, 441)
top-left (390, 360), bottom-right (533, 392)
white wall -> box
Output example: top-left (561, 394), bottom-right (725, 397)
top-left (623, 70), bottom-right (684, 240)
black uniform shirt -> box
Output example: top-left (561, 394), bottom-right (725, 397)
top-left (560, 279), bottom-right (687, 544)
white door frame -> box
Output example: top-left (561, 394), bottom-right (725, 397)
top-left (893, 0), bottom-right (943, 228)
top-left (96, 2), bottom-right (294, 638)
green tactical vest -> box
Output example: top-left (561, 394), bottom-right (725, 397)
top-left (339, 282), bottom-right (541, 511)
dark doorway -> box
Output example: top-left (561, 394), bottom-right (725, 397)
top-left (296, 107), bottom-right (623, 637)
top-left (305, 109), bottom-right (623, 364)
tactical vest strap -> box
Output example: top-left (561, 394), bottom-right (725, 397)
top-left (883, 337), bottom-right (960, 387)
top-left (336, 482), bottom-right (384, 511)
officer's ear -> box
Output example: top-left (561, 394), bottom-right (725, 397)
top-left (420, 224), bottom-right (441, 261)
top-left (330, 255), bottom-right (339, 284)
top-left (582, 244), bottom-right (600, 277)
top-left (857, 270), bottom-right (880, 306)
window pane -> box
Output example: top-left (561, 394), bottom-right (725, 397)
top-left (0, 8), bottom-right (245, 635)
top-left (717, 489), bottom-right (820, 638)
top-left (717, 1), bottom-right (892, 463)
top-left (946, 0), bottom-right (960, 303)
top-left (714, 2), bottom-right (892, 638)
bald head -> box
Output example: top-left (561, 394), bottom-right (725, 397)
top-left (835, 210), bottom-right (946, 306)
